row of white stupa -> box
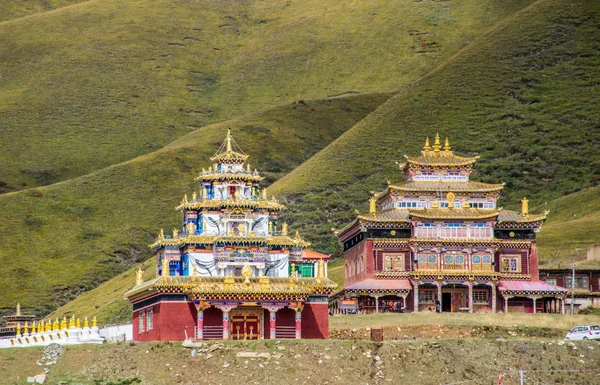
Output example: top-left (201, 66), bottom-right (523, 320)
top-left (0, 316), bottom-right (104, 349)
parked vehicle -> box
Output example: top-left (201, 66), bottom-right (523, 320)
top-left (564, 325), bottom-right (600, 340)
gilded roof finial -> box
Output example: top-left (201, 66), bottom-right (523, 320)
top-left (369, 196), bottom-right (377, 216)
top-left (282, 222), bottom-right (288, 236)
top-left (158, 228), bottom-right (164, 240)
top-left (444, 137), bottom-right (451, 151)
top-left (262, 188), bottom-right (267, 200)
top-left (172, 227), bottom-right (179, 237)
top-left (183, 194), bottom-right (188, 203)
top-left (432, 133), bottom-right (442, 152)
top-left (423, 137), bottom-right (431, 152)
top-left (226, 128), bottom-right (233, 152)
top-left (317, 260), bottom-right (326, 278)
top-left (446, 192), bottom-right (455, 209)
top-left (161, 257), bottom-right (170, 277)
top-left (521, 196), bottom-right (529, 216)
top-left (247, 163), bottom-right (250, 172)
top-left (192, 191), bottom-right (197, 201)
top-left (294, 231), bottom-right (302, 244)
top-left (202, 186), bottom-right (208, 199)
top-left (136, 266), bottom-right (144, 286)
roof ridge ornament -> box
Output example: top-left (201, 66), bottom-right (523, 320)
top-left (444, 137), bottom-right (451, 151)
top-left (432, 133), bottom-right (442, 152)
top-left (423, 137), bottom-right (431, 152)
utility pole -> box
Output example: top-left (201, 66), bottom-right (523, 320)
top-left (571, 263), bottom-right (576, 315)
top-left (520, 370), bottom-right (525, 385)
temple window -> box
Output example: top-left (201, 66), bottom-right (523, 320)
top-left (418, 289), bottom-right (435, 304)
top-left (147, 309), bottom-right (153, 331)
top-left (417, 253), bottom-right (437, 269)
top-left (298, 263), bottom-right (315, 277)
top-left (139, 312), bottom-right (145, 333)
top-left (471, 254), bottom-right (492, 270)
top-left (501, 256), bottom-right (521, 272)
top-left (472, 289), bottom-right (489, 304)
top-left (396, 201), bottom-right (423, 208)
top-left (442, 253), bottom-right (466, 270)
top-left (545, 279), bottom-right (557, 285)
top-left (470, 223), bottom-right (492, 238)
top-left (415, 223), bottom-right (437, 238)
top-left (383, 254), bottom-right (405, 271)
top-left (440, 223), bottom-right (467, 238)
top-left (565, 275), bottom-right (589, 290)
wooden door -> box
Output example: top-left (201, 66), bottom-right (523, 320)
top-left (231, 316), bottom-right (245, 340)
top-left (245, 317), bottom-right (259, 340)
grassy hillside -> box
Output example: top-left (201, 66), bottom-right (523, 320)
top-left (0, 0), bottom-right (536, 191)
top-left (269, 0), bottom-right (600, 255)
top-left (536, 186), bottom-right (600, 267)
top-left (0, 0), bottom-right (86, 22)
top-left (0, 92), bottom-right (391, 317)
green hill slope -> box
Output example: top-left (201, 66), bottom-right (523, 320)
top-left (269, 0), bottom-right (600, 255)
top-left (0, 92), bottom-right (390, 317)
top-left (536, 186), bottom-right (600, 267)
top-left (0, 0), bottom-right (86, 22)
top-left (0, 0), bottom-right (536, 191)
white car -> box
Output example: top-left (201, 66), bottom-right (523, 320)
top-left (565, 325), bottom-right (600, 340)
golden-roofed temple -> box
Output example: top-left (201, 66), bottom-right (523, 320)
top-left (333, 134), bottom-right (566, 315)
top-left (125, 129), bottom-right (336, 341)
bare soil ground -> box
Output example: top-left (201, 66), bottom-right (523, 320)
top-left (1, 338), bottom-right (600, 385)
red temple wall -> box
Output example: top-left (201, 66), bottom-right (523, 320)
top-left (263, 309), bottom-right (270, 339)
top-left (276, 307), bottom-right (295, 327)
top-left (344, 240), bottom-right (373, 286)
top-left (135, 301), bottom-right (196, 342)
top-left (529, 241), bottom-right (539, 280)
top-left (301, 303), bottom-right (328, 339)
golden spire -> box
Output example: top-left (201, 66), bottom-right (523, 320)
top-left (92, 316), bottom-right (97, 328)
top-left (16, 324), bottom-right (20, 336)
top-left (262, 188), bottom-right (267, 200)
top-left (423, 137), bottom-right (431, 152)
top-left (136, 266), bottom-right (144, 286)
top-left (444, 137), bottom-right (451, 151)
top-left (16, 302), bottom-right (21, 316)
top-left (46, 320), bottom-right (51, 332)
top-left (32, 321), bottom-right (36, 334)
top-left (76, 318), bottom-right (81, 329)
top-left (84, 317), bottom-right (89, 328)
top-left (369, 196), bottom-right (377, 216)
top-left (294, 231), bottom-right (302, 244)
top-left (158, 228), bottom-right (164, 240)
top-left (183, 194), bottom-right (188, 203)
top-left (24, 322), bottom-right (29, 335)
top-left (162, 257), bottom-right (169, 277)
top-left (432, 133), bottom-right (442, 152)
top-left (69, 315), bottom-right (75, 329)
top-left (39, 320), bottom-right (44, 333)
top-left (54, 318), bottom-right (59, 331)
top-left (226, 128), bottom-right (233, 152)
top-left (61, 316), bottom-right (67, 330)
top-left (247, 163), bottom-right (250, 172)
top-left (202, 186), bottom-right (208, 199)
top-left (521, 197), bottom-right (529, 216)
top-left (192, 191), bottom-right (197, 201)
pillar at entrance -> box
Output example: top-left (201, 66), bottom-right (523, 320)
top-left (414, 285), bottom-right (419, 313)
top-left (197, 309), bottom-right (204, 340)
top-left (269, 310), bottom-right (276, 339)
top-left (491, 285), bottom-right (497, 313)
top-left (295, 308), bottom-right (302, 339)
top-left (222, 310), bottom-right (230, 340)
top-left (373, 295), bottom-right (380, 313)
top-left (561, 298), bottom-right (565, 314)
top-left (467, 284), bottom-right (473, 313)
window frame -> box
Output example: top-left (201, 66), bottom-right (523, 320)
top-left (418, 289), bottom-right (435, 304)
top-left (383, 253), bottom-right (405, 271)
top-left (472, 289), bottom-right (489, 304)
top-left (501, 255), bottom-right (521, 273)
top-left (147, 309), bottom-right (153, 331)
top-left (139, 311), bottom-right (145, 333)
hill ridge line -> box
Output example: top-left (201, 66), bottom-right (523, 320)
top-left (0, 0), bottom-right (96, 26)
top-left (0, 92), bottom-right (394, 200)
top-left (271, 0), bottom-right (549, 188)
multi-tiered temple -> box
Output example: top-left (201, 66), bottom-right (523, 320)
top-left (335, 135), bottom-right (566, 314)
top-left (125, 130), bottom-right (336, 341)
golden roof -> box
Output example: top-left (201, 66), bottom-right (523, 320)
top-left (357, 209), bottom-right (410, 223)
top-left (124, 275), bottom-right (337, 299)
top-left (403, 135), bottom-right (478, 167)
top-left (176, 198), bottom-right (284, 211)
top-left (386, 180), bottom-right (504, 194)
top-left (497, 210), bottom-right (547, 223)
top-left (150, 233), bottom-right (311, 249)
top-left (409, 207), bottom-right (499, 220)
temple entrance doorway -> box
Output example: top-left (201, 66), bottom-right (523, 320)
top-left (441, 285), bottom-right (468, 312)
top-left (441, 293), bottom-right (452, 312)
top-left (230, 307), bottom-right (262, 340)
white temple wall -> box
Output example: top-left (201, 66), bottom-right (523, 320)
top-left (189, 252), bottom-right (218, 276)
